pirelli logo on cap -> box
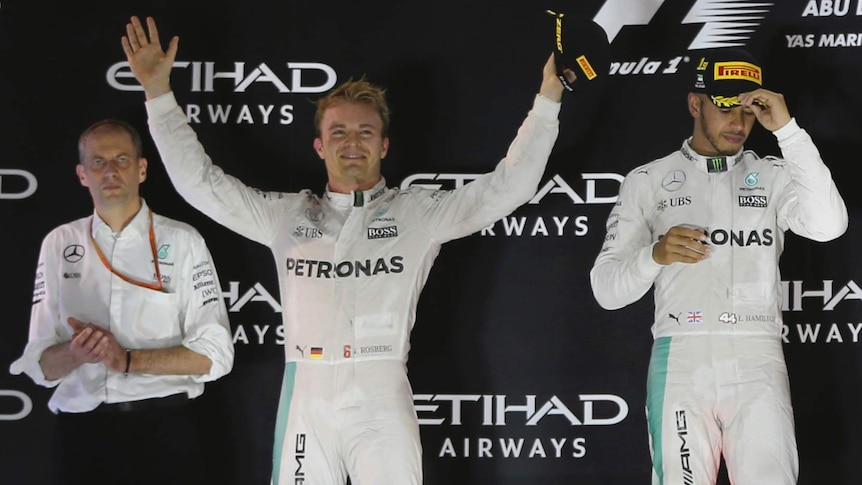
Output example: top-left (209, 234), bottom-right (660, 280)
top-left (714, 61), bottom-right (762, 85)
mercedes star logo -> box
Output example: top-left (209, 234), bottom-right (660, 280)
top-left (63, 244), bottom-right (85, 263)
top-left (661, 170), bottom-right (686, 192)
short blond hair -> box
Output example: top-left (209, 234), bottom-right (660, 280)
top-left (314, 78), bottom-right (390, 137)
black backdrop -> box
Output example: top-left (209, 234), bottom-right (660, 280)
top-left (2, 1), bottom-right (861, 484)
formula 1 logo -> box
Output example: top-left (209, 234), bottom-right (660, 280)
top-left (595, 0), bottom-right (774, 49)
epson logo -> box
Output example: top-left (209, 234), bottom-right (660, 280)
top-left (367, 226), bottom-right (398, 239)
top-left (401, 173), bottom-right (624, 205)
top-left (738, 195), bottom-right (768, 207)
top-left (0, 169), bottom-right (38, 200)
top-left (192, 269), bottom-right (213, 281)
top-left (414, 394), bottom-right (628, 426)
top-left (107, 61), bottom-right (337, 93)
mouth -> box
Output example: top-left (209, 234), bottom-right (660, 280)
top-left (340, 152), bottom-right (367, 161)
top-left (723, 133), bottom-right (745, 144)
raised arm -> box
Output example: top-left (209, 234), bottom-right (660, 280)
top-left (742, 89), bottom-right (848, 241)
top-left (411, 54), bottom-right (563, 242)
top-left (121, 16), bottom-right (291, 245)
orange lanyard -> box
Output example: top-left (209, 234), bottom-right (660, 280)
top-left (90, 208), bottom-right (164, 292)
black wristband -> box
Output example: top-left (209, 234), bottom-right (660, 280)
top-left (124, 349), bottom-right (131, 377)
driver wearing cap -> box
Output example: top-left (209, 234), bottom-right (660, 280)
top-left (590, 47), bottom-right (847, 484)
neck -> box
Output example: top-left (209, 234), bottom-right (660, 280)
top-left (328, 177), bottom-right (381, 194)
top-left (688, 136), bottom-right (713, 157)
top-left (95, 199), bottom-right (143, 233)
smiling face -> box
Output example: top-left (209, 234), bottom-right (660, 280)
top-left (76, 125), bottom-right (147, 211)
top-left (313, 101), bottom-right (389, 193)
top-left (688, 93), bottom-right (757, 157)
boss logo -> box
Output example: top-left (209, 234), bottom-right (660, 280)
top-left (367, 226), bottom-right (398, 240)
top-left (738, 195), bottom-right (767, 207)
top-left (0, 169), bottom-right (38, 200)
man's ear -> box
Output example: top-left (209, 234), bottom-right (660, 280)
top-left (381, 137), bottom-right (390, 160)
top-left (313, 138), bottom-right (325, 159)
top-left (687, 92), bottom-right (701, 117)
top-left (76, 164), bottom-right (88, 187)
top-left (138, 157), bottom-right (148, 183)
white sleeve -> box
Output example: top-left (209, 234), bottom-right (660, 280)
top-left (9, 232), bottom-right (64, 387)
top-left (146, 92), bottom-right (293, 246)
top-left (178, 230), bottom-right (235, 382)
top-left (590, 174), bottom-right (663, 310)
top-left (773, 119), bottom-right (848, 242)
top-left (411, 94), bottom-right (560, 243)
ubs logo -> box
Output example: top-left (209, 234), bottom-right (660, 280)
top-left (294, 226), bottom-right (323, 239)
top-left (658, 196), bottom-right (692, 211)
top-left (0, 169), bottom-right (38, 200)
top-left (63, 244), bottom-right (85, 263)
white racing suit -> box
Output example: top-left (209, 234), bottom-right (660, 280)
top-left (146, 92), bottom-right (560, 484)
top-left (590, 119), bottom-right (847, 485)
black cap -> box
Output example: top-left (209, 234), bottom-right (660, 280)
top-left (547, 10), bottom-right (611, 94)
top-left (693, 48), bottom-right (764, 108)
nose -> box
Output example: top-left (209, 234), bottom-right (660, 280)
top-left (102, 158), bottom-right (123, 175)
top-left (343, 131), bottom-right (361, 145)
top-left (727, 108), bottom-right (746, 130)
